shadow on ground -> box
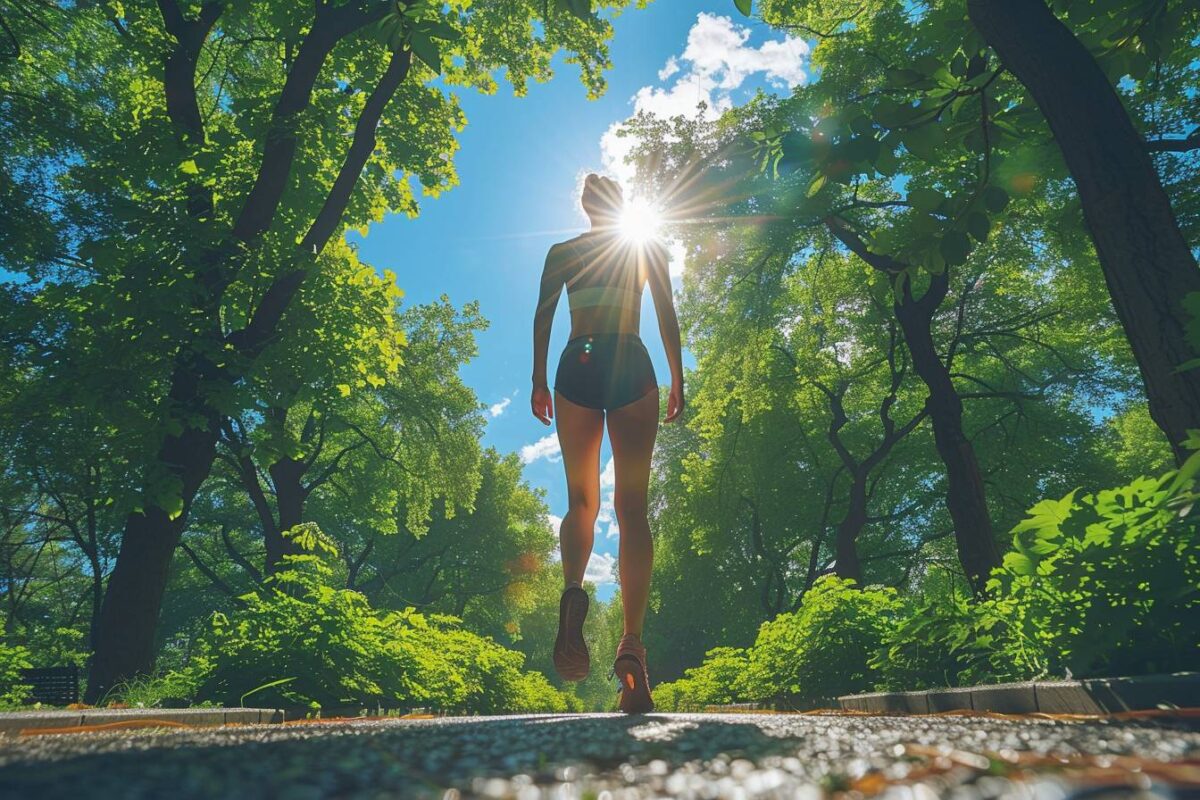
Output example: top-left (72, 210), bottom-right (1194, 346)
top-left (0, 712), bottom-right (1195, 799)
top-left (0, 714), bottom-right (796, 798)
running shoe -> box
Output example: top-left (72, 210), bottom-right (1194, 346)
top-left (613, 633), bottom-right (654, 714)
top-left (553, 586), bottom-right (590, 681)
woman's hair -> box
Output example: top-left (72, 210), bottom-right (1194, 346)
top-left (581, 172), bottom-right (624, 218)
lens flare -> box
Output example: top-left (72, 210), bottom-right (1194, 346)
top-left (618, 197), bottom-right (664, 243)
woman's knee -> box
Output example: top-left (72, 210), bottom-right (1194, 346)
top-left (613, 489), bottom-right (648, 528)
top-left (566, 487), bottom-right (600, 521)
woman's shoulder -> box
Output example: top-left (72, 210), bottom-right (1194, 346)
top-left (549, 234), bottom-right (586, 256)
top-left (548, 234), bottom-right (593, 267)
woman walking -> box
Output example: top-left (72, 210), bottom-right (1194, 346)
top-left (530, 174), bottom-right (684, 713)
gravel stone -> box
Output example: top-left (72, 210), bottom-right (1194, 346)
top-left (0, 712), bottom-right (1194, 799)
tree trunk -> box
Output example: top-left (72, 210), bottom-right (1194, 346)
top-left (267, 455), bottom-right (307, 570)
top-left (85, 367), bottom-right (220, 702)
top-left (893, 273), bottom-right (1001, 594)
top-left (84, 46), bottom-right (412, 701)
top-left (84, 497), bottom-right (103, 654)
top-left (833, 472), bottom-right (867, 583)
top-left (967, 0), bottom-right (1200, 462)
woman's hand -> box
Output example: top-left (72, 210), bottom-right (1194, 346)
top-left (531, 384), bottom-right (554, 426)
top-left (664, 380), bottom-right (685, 423)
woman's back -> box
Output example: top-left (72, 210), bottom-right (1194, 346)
top-left (555, 231), bottom-right (665, 338)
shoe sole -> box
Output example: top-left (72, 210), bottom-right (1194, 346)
top-left (553, 590), bottom-right (589, 682)
top-left (614, 655), bottom-right (654, 714)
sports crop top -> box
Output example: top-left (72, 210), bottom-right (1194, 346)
top-left (560, 233), bottom-right (648, 316)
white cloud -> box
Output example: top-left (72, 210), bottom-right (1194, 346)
top-left (600, 13), bottom-right (809, 185)
top-left (658, 55), bottom-right (681, 81)
top-left (600, 457), bottom-right (616, 488)
top-left (520, 433), bottom-right (562, 464)
top-left (681, 13), bottom-right (808, 91)
top-left (596, 456), bottom-right (617, 532)
top-left (597, 14), bottom-right (808, 283)
top-left (488, 396), bottom-right (512, 417)
top-left (548, 513), bottom-right (565, 563)
top-left (584, 552), bottom-right (617, 585)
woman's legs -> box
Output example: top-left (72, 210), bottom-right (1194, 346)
top-left (606, 386), bottom-right (660, 637)
top-left (554, 391), bottom-right (605, 586)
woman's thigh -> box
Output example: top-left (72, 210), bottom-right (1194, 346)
top-left (605, 386), bottom-right (660, 515)
top-left (554, 390), bottom-right (605, 508)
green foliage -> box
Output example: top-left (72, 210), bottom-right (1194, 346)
top-left (743, 576), bottom-right (900, 706)
top-left (174, 527), bottom-right (576, 713)
top-left (0, 642), bottom-right (33, 709)
top-left (874, 587), bottom-right (982, 691)
top-left (969, 449), bottom-right (1200, 680)
top-left (652, 647), bottom-right (750, 711)
top-left (105, 668), bottom-right (220, 710)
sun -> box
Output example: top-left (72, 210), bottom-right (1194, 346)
top-left (618, 196), bottom-right (664, 243)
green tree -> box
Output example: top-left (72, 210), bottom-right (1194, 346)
top-left (737, 0), bottom-right (1200, 459)
top-left (0, 0), bottom-right (647, 699)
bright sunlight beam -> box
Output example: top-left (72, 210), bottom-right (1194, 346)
top-left (618, 197), bottom-right (664, 243)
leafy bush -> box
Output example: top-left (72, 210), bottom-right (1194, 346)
top-left (650, 453), bottom-right (1200, 706)
top-left (652, 647), bottom-right (750, 711)
top-left (156, 526), bottom-right (578, 713)
top-left (967, 451), bottom-right (1200, 680)
top-left (873, 589), bottom-right (979, 691)
top-left (511, 671), bottom-right (584, 713)
top-left (105, 668), bottom-right (220, 709)
top-left (879, 451), bottom-right (1200, 687)
top-left (743, 576), bottom-right (899, 706)
top-left (0, 642), bottom-right (33, 709)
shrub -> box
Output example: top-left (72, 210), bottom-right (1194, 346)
top-left (105, 667), bottom-right (219, 709)
top-left (0, 642), bottom-right (33, 709)
top-left (651, 647), bottom-right (750, 712)
top-left (744, 576), bottom-right (899, 706)
top-left (880, 450), bottom-right (1200, 688)
top-left (173, 526), bottom-right (575, 713)
top-left (511, 671), bottom-right (584, 713)
top-left (650, 453), bottom-right (1200, 704)
top-left (967, 451), bottom-right (1200, 680)
top-left (874, 589), bottom-right (982, 691)
top-left (651, 678), bottom-right (709, 712)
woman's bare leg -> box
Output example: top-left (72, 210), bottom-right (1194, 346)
top-left (554, 391), bottom-right (605, 586)
top-left (606, 387), bottom-right (660, 636)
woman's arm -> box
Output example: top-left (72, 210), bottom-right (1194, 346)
top-left (644, 241), bottom-right (685, 422)
top-left (531, 244), bottom-right (564, 425)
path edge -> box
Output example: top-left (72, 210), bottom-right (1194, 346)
top-left (838, 671), bottom-right (1200, 715)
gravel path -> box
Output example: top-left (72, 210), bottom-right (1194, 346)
top-left (0, 712), bottom-right (1196, 799)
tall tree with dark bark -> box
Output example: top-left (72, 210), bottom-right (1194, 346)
top-left (965, 0), bottom-right (1200, 462)
top-left (0, 0), bottom-right (642, 701)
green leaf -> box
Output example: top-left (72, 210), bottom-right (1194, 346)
top-left (982, 185), bottom-right (1009, 213)
top-left (907, 187), bottom-right (945, 213)
top-left (564, 0), bottom-right (592, 20)
top-left (421, 21), bottom-right (462, 42)
top-left (873, 147), bottom-right (899, 176)
top-left (966, 210), bottom-right (991, 242)
top-left (902, 125), bottom-right (943, 162)
top-left (939, 230), bottom-right (972, 266)
top-left (407, 32), bottom-right (442, 73)
top-left (178, 159), bottom-right (200, 175)
top-left (1002, 551), bottom-right (1036, 576)
top-left (806, 173), bottom-right (827, 198)
top-left (734, 0), bottom-right (753, 16)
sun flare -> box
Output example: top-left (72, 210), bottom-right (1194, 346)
top-left (618, 197), bottom-right (664, 243)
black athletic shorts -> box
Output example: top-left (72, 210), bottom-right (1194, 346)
top-left (554, 332), bottom-right (658, 411)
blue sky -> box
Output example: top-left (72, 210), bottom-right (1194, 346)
top-left (352, 4), bottom-right (811, 599)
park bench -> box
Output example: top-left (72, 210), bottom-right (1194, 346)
top-left (19, 666), bottom-right (79, 706)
